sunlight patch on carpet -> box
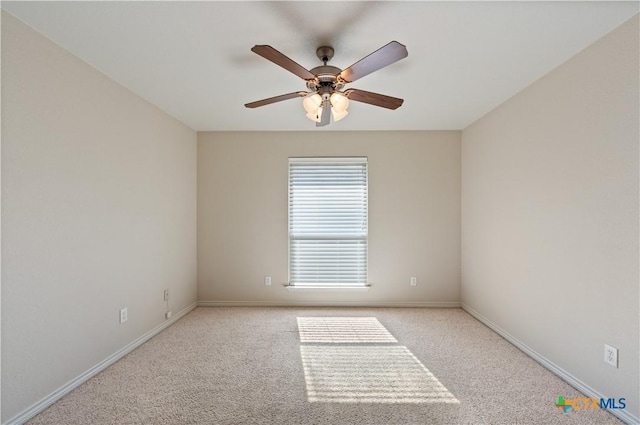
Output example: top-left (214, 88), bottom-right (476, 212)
top-left (300, 345), bottom-right (459, 404)
top-left (297, 317), bottom-right (398, 343)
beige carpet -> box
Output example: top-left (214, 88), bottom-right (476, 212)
top-left (27, 307), bottom-right (622, 424)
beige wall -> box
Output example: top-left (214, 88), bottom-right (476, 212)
top-left (198, 131), bottom-right (461, 306)
top-left (461, 15), bottom-right (639, 420)
top-left (1, 12), bottom-right (198, 422)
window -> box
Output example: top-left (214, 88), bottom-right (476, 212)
top-left (288, 157), bottom-right (368, 287)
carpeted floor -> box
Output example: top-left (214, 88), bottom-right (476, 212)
top-left (27, 307), bottom-right (623, 424)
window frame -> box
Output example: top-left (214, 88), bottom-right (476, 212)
top-left (287, 157), bottom-right (369, 289)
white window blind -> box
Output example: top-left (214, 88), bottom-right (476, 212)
top-left (289, 157), bottom-right (368, 287)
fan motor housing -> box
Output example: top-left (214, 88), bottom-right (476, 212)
top-left (307, 65), bottom-right (343, 91)
top-left (310, 65), bottom-right (341, 80)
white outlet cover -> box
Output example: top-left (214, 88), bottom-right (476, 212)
top-left (120, 308), bottom-right (128, 324)
top-left (604, 344), bottom-right (618, 368)
top-left (265, 276), bottom-right (271, 285)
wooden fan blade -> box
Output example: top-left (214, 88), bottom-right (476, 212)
top-left (344, 89), bottom-right (404, 110)
top-left (245, 91), bottom-right (308, 108)
top-left (251, 45), bottom-right (316, 81)
top-left (316, 99), bottom-right (331, 127)
top-left (340, 41), bottom-right (408, 83)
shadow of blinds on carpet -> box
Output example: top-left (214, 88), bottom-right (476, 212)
top-left (297, 317), bottom-right (459, 404)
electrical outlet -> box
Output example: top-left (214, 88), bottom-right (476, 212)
top-left (265, 276), bottom-right (272, 286)
top-left (410, 276), bottom-right (417, 286)
top-left (163, 289), bottom-right (169, 301)
top-left (165, 311), bottom-right (172, 319)
top-left (604, 344), bottom-right (618, 368)
top-left (119, 308), bottom-right (128, 324)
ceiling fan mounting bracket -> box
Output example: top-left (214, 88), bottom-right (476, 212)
top-left (316, 46), bottom-right (334, 64)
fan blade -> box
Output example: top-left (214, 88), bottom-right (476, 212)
top-left (340, 41), bottom-right (408, 83)
top-left (344, 89), bottom-right (404, 110)
top-left (245, 91), bottom-right (308, 108)
top-left (251, 45), bottom-right (316, 81)
top-left (316, 99), bottom-right (331, 127)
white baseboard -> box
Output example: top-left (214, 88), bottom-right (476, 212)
top-left (198, 300), bottom-right (461, 308)
top-left (5, 302), bottom-right (198, 425)
top-left (461, 303), bottom-right (639, 425)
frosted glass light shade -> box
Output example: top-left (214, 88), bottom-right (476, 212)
top-left (332, 109), bottom-right (348, 122)
top-left (303, 94), bottom-right (322, 114)
top-left (306, 108), bottom-right (322, 123)
top-left (330, 92), bottom-right (349, 113)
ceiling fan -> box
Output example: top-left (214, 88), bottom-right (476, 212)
top-left (244, 41), bottom-right (408, 127)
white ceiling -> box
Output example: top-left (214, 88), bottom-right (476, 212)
top-left (2, 1), bottom-right (638, 131)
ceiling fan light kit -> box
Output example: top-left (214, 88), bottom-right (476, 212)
top-left (303, 92), bottom-right (349, 123)
top-left (245, 41), bottom-right (408, 127)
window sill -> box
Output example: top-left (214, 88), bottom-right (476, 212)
top-left (285, 285), bottom-right (371, 292)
